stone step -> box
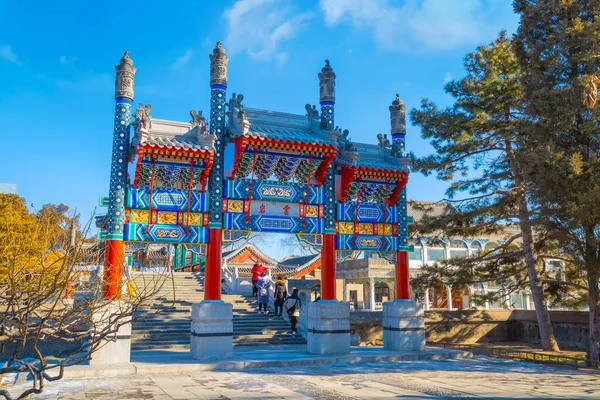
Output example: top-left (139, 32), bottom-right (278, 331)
top-left (130, 274), bottom-right (302, 349)
top-left (131, 325), bottom-right (291, 333)
top-left (131, 334), bottom-right (305, 345)
top-left (132, 320), bottom-right (291, 328)
top-left (132, 332), bottom-right (293, 340)
top-left (131, 339), bottom-right (306, 351)
top-left (133, 320), bottom-right (290, 326)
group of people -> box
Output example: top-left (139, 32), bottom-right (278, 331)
top-left (250, 263), bottom-right (301, 338)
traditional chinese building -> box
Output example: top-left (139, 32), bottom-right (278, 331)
top-left (220, 242), bottom-right (321, 294)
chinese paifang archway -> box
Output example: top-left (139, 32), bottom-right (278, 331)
top-left (99, 43), bottom-right (420, 359)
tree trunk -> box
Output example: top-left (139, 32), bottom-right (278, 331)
top-left (515, 194), bottom-right (560, 352)
top-left (505, 128), bottom-right (560, 352)
top-left (587, 274), bottom-right (600, 363)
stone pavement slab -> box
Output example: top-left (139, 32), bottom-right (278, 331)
top-left (9, 356), bottom-right (600, 399)
top-left (60, 344), bottom-right (470, 379)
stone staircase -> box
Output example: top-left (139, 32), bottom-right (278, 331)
top-left (130, 272), bottom-right (305, 350)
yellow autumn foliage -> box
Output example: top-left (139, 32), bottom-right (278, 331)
top-left (0, 194), bottom-right (71, 291)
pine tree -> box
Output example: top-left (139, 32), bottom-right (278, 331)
top-left (410, 32), bottom-right (560, 351)
top-left (514, 0), bottom-right (600, 362)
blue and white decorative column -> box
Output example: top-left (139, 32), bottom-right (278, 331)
top-left (308, 59), bottom-right (350, 355)
top-left (190, 41), bottom-right (233, 361)
top-left (91, 51), bottom-right (136, 366)
top-left (383, 93), bottom-right (425, 352)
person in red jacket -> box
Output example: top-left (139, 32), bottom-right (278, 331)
top-left (251, 263), bottom-right (268, 297)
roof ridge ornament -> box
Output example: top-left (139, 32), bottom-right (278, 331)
top-left (318, 59), bottom-right (336, 103)
top-left (190, 109), bottom-right (211, 142)
top-left (305, 104), bottom-right (319, 120)
top-left (209, 41), bottom-right (229, 87)
top-left (227, 93), bottom-right (251, 137)
top-left (377, 133), bottom-right (391, 153)
top-left (389, 93), bottom-right (406, 135)
top-left (134, 103), bottom-right (152, 133)
top-left (115, 50), bottom-right (136, 100)
top-left (336, 127), bottom-right (358, 167)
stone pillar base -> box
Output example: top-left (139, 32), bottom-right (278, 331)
top-left (89, 301), bottom-right (131, 366)
top-left (383, 300), bottom-right (425, 352)
top-left (190, 300), bottom-right (233, 361)
top-left (307, 300), bottom-right (350, 355)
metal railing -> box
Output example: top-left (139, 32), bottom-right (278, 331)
top-left (428, 342), bottom-right (599, 371)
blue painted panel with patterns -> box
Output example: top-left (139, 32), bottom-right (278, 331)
top-left (336, 234), bottom-right (398, 251)
top-left (127, 187), bottom-right (209, 212)
top-left (224, 179), bottom-right (324, 204)
top-left (124, 223), bottom-right (208, 243)
top-left (223, 213), bottom-right (323, 234)
top-left (337, 203), bottom-right (398, 223)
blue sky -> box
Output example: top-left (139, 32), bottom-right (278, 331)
top-left (0, 0), bottom-right (518, 256)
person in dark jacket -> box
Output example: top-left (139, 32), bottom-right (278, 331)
top-left (251, 263), bottom-right (267, 297)
top-left (285, 288), bottom-right (302, 338)
top-left (273, 275), bottom-right (288, 316)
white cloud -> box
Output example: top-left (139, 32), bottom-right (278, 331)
top-left (0, 44), bottom-right (20, 65)
top-left (274, 52), bottom-right (289, 71)
top-left (59, 55), bottom-right (77, 65)
top-left (443, 72), bottom-right (453, 84)
top-left (172, 49), bottom-right (193, 68)
top-left (319, 0), bottom-right (518, 52)
top-left (223, 0), bottom-right (313, 63)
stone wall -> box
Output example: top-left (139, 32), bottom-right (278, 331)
top-left (426, 310), bottom-right (516, 344)
top-left (350, 312), bottom-right (383, 346)
top-left (349, 309), bottom-right (589, 349)
top-left (510, 310), bottom-right (588, 349)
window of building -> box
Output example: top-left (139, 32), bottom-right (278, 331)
top-left (450, 249), bottom-right (467, 259)
top-left (374, 284), bottom-right (389, 303)
top-left (427, 248), bottom-right (445, 261)
top-left (409, 247), bottom-right (422, 260)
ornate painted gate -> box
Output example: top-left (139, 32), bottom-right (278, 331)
top-left (99, 44), bottom-right (413, 303)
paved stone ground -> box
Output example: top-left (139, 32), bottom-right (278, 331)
top-left (9, 356), bottom-right (600, 399)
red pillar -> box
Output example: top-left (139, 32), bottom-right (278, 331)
top-left (395, 250), bottom-right (410, 300)
top-left (204, 228), bottom-right (222, 300)
top-left (102, 239), bottom-right (124, 300)
top-left (321, 233), bottom-right (336, 300)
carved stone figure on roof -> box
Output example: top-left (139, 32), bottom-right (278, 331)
top-left (377, 133), bottom-right (391, 150)
top-left (337, 128), bottom-right (356, 153)
top-left (342, 128), bottom-right (350, 142)
top-left (305, 104), bottom-right (319, 120)
top-left (135, 103), bottom-right (152, 132)
top-left (209, 41), bottom-right (229, 87)
top-left (389, 93), bottom-right (407, 134)
top-left (227, 93), bottom-right (250, 136)
top-left (190, 109), bottom-right (209, 139)
top-left (115, 50), bottom-right (137, 101)
top-left (318, 59), bottom-right (336, 103)
top-left (343, 130), bottom-right (356, 152)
